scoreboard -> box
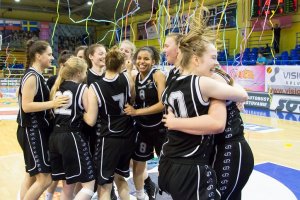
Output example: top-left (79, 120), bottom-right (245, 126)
top-left (251, 0), bottom-right (297, 17)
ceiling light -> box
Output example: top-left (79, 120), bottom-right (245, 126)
top-left (15, 0), bottom-right (20, 2)
top-left (87, 1), bottom-right (92, 5)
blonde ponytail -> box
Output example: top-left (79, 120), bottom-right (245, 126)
top-left (50, 56), bottom-right (88, 100)
top-left (179, 6), bottom-right (221, 67)
top-left (50, 68), bottom-right (65, 100)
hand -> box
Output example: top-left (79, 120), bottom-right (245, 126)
top-left (236, 102), bottom-right (245, 111)
top-left (125, 60), bottom-right (133, 72)
top-left (124, 103), bottom-right (137, 116)
top-left (162, 108), bottom-right (176, 129)
top-left (52, 95), bottom-right (69, 109)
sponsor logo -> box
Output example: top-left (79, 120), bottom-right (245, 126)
top-left (270, 67), bottom-right (280, 82)
top-left (276, 99), bottom-right (300, 112)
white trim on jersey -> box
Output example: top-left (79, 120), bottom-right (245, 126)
top-left (21, 72), bottom-right (38, 96)
top-left (30, 67), bottom-right (45, 78)
top-left (191, 76), bottom-right (199, 116)
top-left (138, 67), bottom-right (156, 84)
top-left (135, 131), bottom-right (140, 143)
top-left (25, 127), bottom-right (37, 172)
top-left (71, 84), bottom-right (81, 124)
top-left (182, 145), bottom-right (200, 157)
top-left (52, 172), bottom-right (65, 176)
top-left (226, 142), bottom-right (242, 200)
top-left (176, 75), bottom-right (188, 81)
top-left (134, 152), bottom-right (152, 158)
top-left (78, 84), bottom-right (87, 110)
top-left (18, 98), bottom-right (23, 126)
top-left (97, 84), bottom-right (108, 114)
top-left (195, 76), bottom-right (209, 106)
top-left (38, 75), bottom-right (49, 126)
top-left (103, 74), bottom-right (119, 82)
top-left (65, 132), bottom-right (82, 179)
top-left (212, 144), bottom-right (218, 168)
top-left (197, 165), bottom-right (201, 200)
top-left (115, 168), bottom-right (130, 173)
top-left (100, 137), bottom-right (109, 181)
top-left (107, 115), bottom-right (123, 133)
top-left (89, 68), bottom-right (102, 76)
top-left (161, 138), bottom-right (169, 156)
top-left (91, 83), bottom-right (102, 107)
top-left (139, 120), bottom-right (161, 128)
top-left (38, 129), bottom-right (50, 167)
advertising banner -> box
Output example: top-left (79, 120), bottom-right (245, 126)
top-left (244, 92), bottom-right (271, 109)
top-left (270, 94), bottom-right (300, 114)
top-left (252, 16), bottom-right (292, 31)
top-left (221, 65), bottom-right (265, 92)
top-left (265, 65), bottom-right (300, 95)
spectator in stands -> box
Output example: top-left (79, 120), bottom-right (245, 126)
top-left (272, 24), bottom-right (281, 53)
top-left (256, 51), bottom-right (267, 65)
top-left (264, 44), bottom-right (271, 57)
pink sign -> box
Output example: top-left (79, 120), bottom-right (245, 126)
top-left (39, 22), bottom-right (50, 40)
top-left (252, 15), bottom-right (292, 32)
top-left (221, 65), bottom-right (265, 92)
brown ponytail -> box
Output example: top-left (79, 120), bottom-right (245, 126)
top-left (214, 68), bottom-right (234, 86)
top-left (25, 39), bottom-right (50, 69)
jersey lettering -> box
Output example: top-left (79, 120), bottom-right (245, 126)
top-left (112, 93), bottom-right (125, 114)
top-left (54, 90), bottom-right (73, 115)
top-left (168, 91), bottom-right (188, 117)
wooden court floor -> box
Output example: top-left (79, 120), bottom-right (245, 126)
top-left (0, 92), bottom-right (300, 199)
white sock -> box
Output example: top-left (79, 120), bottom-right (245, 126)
top-left (91, 192), bottom-right (98, 199)
top-left (136, 189), bottom-right (145, 199)
top-left (45, 192), bottom-right (53, 200)
top-left (17, 190), bottom-right (20, 200)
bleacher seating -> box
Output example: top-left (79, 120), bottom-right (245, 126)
top-left (218, 46), bottom-right (300, 66)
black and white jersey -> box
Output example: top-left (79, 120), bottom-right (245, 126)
top-left (166, 67), bottom-right (180, 86)
top-left (46, 75), bottom-right (58, 90)
top-left (91, 72), bottom-right (133, 137)
top-left (161, 75), bottom-right (213, 160)
top-left (87, 68), bottom-right (102, 86)
top-left (53, 81), bottom-right (87, 130)
top-left (134, 68), bottom-right (163, 128)
top-left (17, 67), bottom-right (53, 128)
top-left (213, 71), bottom-right (244, 144)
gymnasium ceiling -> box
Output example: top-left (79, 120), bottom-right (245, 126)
top-left (0, 0), bottom-right (181, 23)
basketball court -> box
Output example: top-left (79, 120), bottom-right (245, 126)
top-left (0, 86), bottom-right (299, 200)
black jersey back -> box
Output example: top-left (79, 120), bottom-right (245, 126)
top-left (166, 67), bottom-right (180, 86)
top-left (47, 75), bottom-right (57, 90)
top-left (91, 73), bottom-right (133, 137)
top-left (87, 68), bottom-right (102, 86)
top-left (53, 81), bottom-right (87, 130)
top-left (213, 71), bottom-right (244, 144)
top-left (135, 68), bottom-right (163, 128)
top-left (161, 75), bottom-right (213, 160)
top-left (17, 67), bottom-right (52, 128)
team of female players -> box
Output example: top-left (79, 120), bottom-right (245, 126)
top-left (17, 6), bottom-right (253, 200)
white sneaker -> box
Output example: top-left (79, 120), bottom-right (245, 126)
top-left (91, 192), bottom-right (98, 200)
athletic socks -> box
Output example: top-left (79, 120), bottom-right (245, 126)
top-left (45, 192), bottom-right (53, 200)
